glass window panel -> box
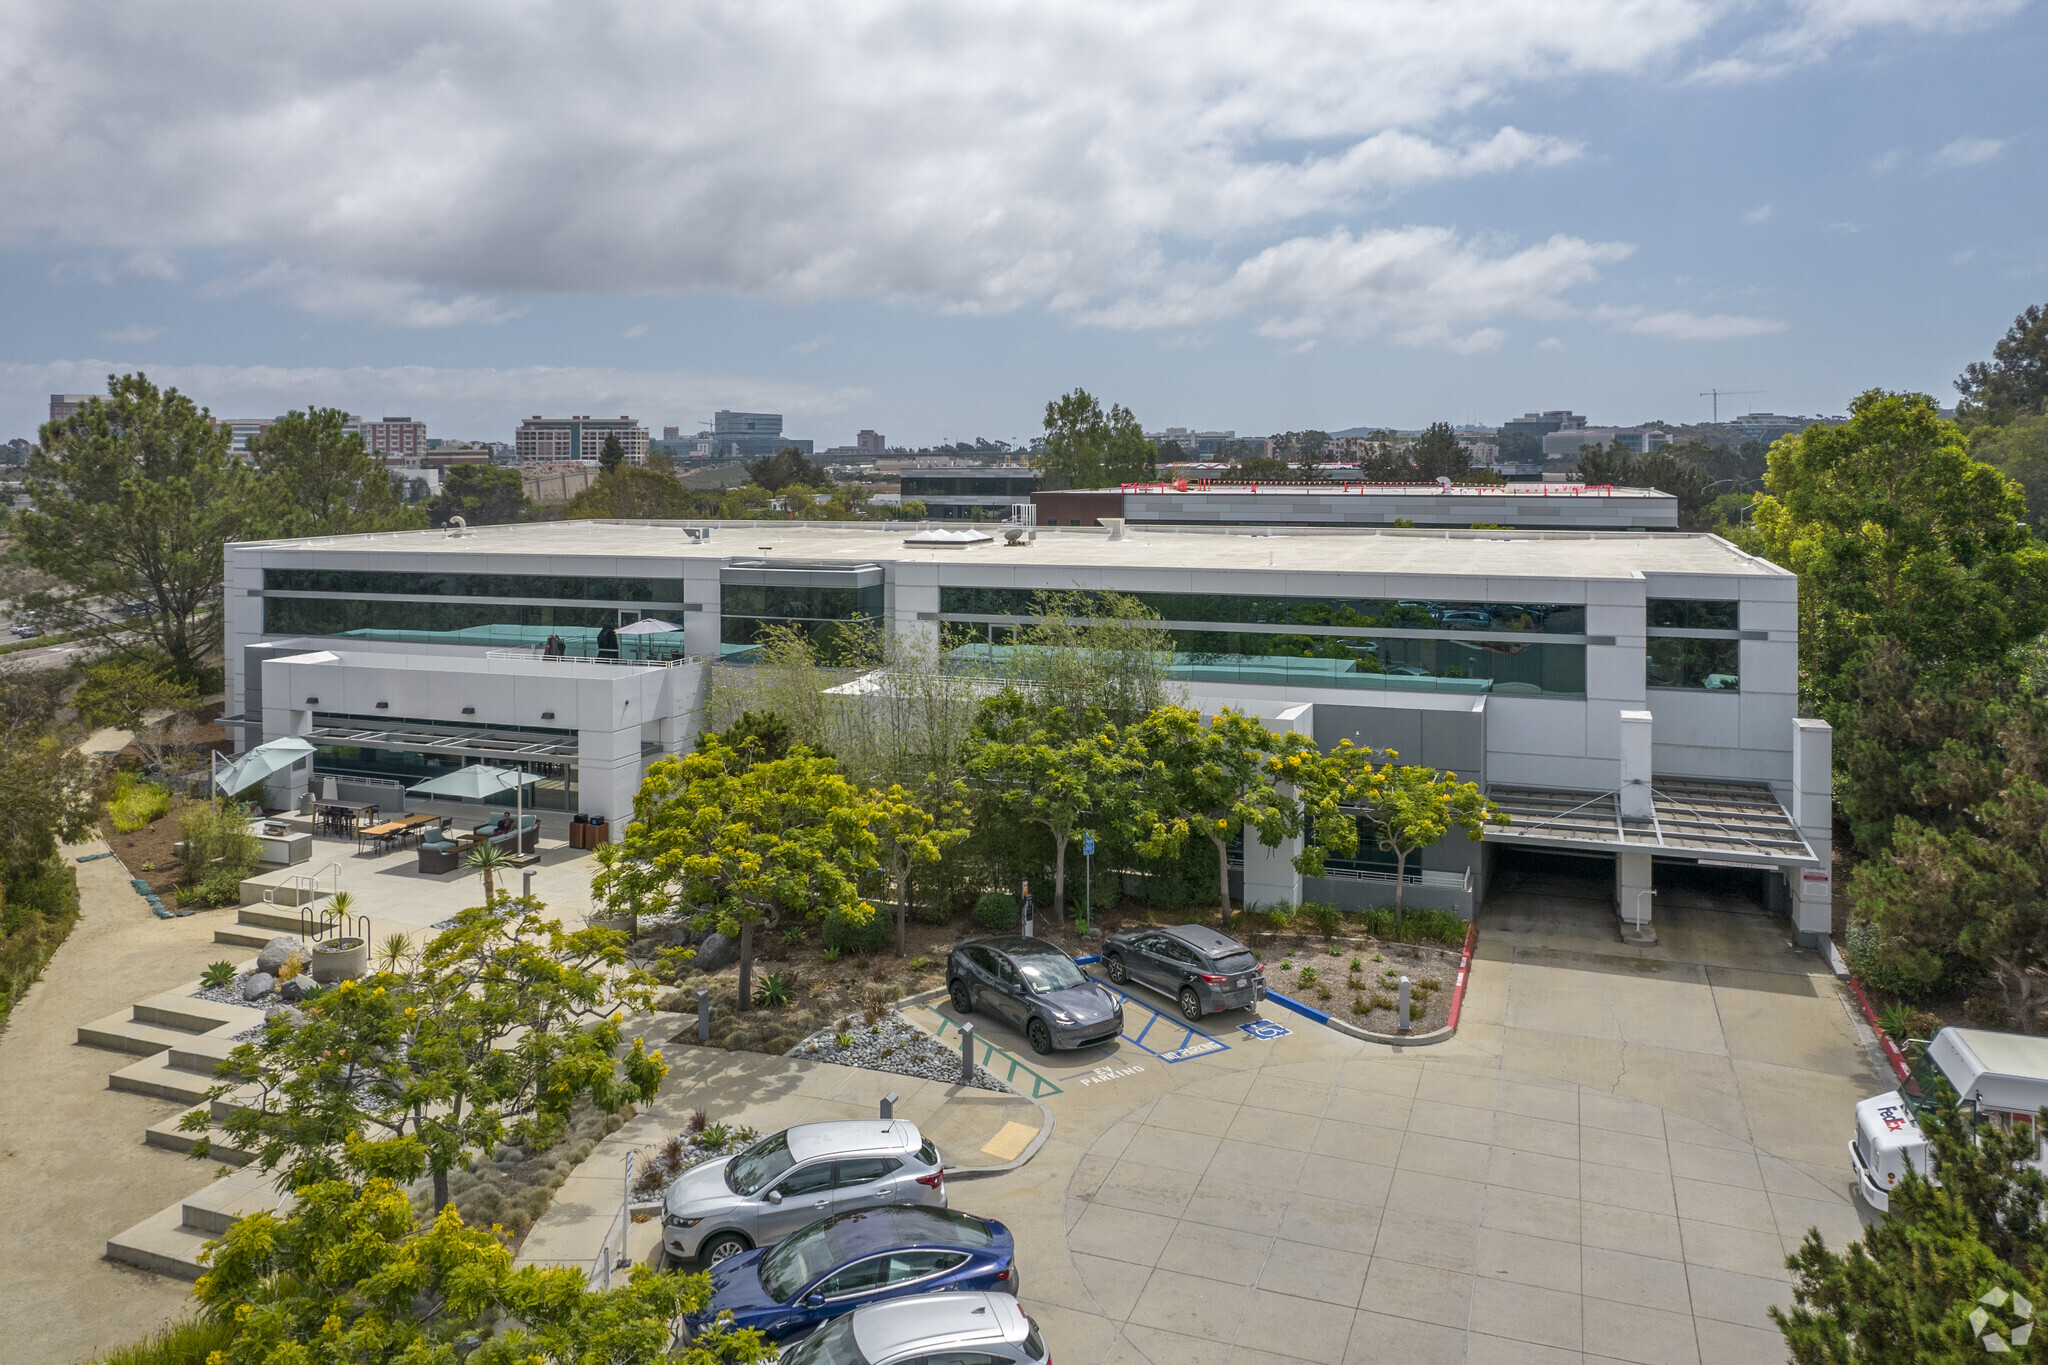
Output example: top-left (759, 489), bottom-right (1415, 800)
top-left (265, 568), bottom-right (683, 603)
top-left (263, 597), bottom-right (688, 658)
top-left (1646, 637), bottom-right (1740, 689)
top-left (1646, 598), bottom-right (1739, 630)
top-left (938, 587), bottom-right (1584, 635)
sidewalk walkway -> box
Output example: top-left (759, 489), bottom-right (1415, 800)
top-left (515, 1042), bottom-right (1050, 1280)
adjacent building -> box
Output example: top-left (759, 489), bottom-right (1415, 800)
top-left (857, 430), bottom-right (887, 455)
top-left (1034, 481), bottom-right (1678, 531)
top-left (1502, 411), bottom-right (1588, 441)
top-left (48, 393), bottom-right (95, 426)
top-left (516, 416), bottom-right (650, 466)
top-left (222, 518), bottom-right (1830, 944)
top-left (359, 417), bottom-right (426, 459)
top-left (900, 466), bottom-right (1040, 520)
top-left (1543, 427), bottom-right (1672, 461)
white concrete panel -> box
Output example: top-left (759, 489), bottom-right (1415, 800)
top-left (1486, 697), bottom-right (1591, 757)
top-left (1741, 639), bottom-right (1798, 696)
top-left (1485, 754), bottom-right (1617, 790)
top-left (1650, 743), bottom-right (1788, 785)
top-left (1618, 711), bottom-right (1653, 818)
top-left (1739, 690), bottom-right (1799, 754)
top-left (1586, 645), bottom-right (1646, 703)
top-left (1649, 692), bottom-right (1741, 749)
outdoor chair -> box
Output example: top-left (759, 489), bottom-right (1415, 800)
top-left (417, 828), bottom-right (464, 874)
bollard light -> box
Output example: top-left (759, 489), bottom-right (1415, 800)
top-left (696, 986), bottom-right (711, 1044)
top-left (1397, 975), bottom-right (1412, 1033)
top-left (959, 1022), bottom-right (977, 1086)
top-left (881, 1091), bottom-right (898, 1121)
top-left (522, 868), bottom-right (535, 900)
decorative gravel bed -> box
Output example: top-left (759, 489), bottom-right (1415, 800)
top-left (191, 974), bottom-right (256, 1006)
top-left (786, 1008), bottom-right (1016, 1094)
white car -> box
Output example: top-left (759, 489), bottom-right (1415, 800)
top-left (779, 1291), bottom-right (1047, 1365)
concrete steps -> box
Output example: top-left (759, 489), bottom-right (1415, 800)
top-left (78, 991), bottom-right (264, 1057)
top-left (212, 925), bottom-right (277, 949)
top-left (106, 1168), bottom-right (288, 1280)
top-left (109, 1034), bottom-right (241, 1103)
top-left (232, 903), bottom-right (316, 935)
top-left (144, 1112), bottom-right (256, 1166)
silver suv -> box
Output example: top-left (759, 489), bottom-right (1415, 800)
top-left (662, 1120), bottom-right (946, 1265)
top-left (778, 1291), bottom-right (1047, 1364)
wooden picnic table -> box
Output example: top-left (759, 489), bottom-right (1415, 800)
top-left (356, 811), bottom-right (438, 853)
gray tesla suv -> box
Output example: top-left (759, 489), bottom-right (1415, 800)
top-left (946, 935), bottom-right (1123, 1055)
top-left (1102, 922), bottom-right (1266, 1020)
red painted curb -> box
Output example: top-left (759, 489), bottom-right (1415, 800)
top-left (1845, 974), bottom-right (1911, 1083)
top-left (1446, 921), bottom-right (1479, 1030)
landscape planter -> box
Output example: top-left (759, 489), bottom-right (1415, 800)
top-left (310, 936), bottom-right (369, 983)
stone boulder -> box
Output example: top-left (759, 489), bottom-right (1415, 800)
top-left (278, 977), bottom-right (309, 1003)
top-left (694, 932), bottom-right (734, 974)
top-left (257, 936), bottom-right (306, 974)
top-left (240, 972), bottom-right (275, 1001)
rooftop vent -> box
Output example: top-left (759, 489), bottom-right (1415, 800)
top-left (1099, 517), bottom-right (1127, 541)
top-left (902, 528), bottom-right (993, 549)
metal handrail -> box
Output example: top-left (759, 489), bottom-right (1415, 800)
top-left (481, 650), bottom-right (696, 668)
top-left (263, 860), bottom-right (340, 910)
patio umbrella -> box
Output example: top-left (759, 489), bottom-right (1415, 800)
top-left (212, 735), bottom-right (315, 799)
top-left (406, 764), bottom-right (540, 862)
top-left (614, 616), bottom-right (680, 660)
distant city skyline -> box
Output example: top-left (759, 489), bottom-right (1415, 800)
top-left (1, 2), bottom-right (2039, 447)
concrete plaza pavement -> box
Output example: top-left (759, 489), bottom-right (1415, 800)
top-left (934, 867), bottom-right (1881, 1365)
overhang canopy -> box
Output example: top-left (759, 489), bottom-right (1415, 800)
top-left (1483, 778), bottom-right (1816, 866)
top-left (305, 719), bottom-right (578, 761)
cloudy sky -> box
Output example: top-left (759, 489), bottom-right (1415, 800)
top-left (1, 0), bottom-right (2040, 447)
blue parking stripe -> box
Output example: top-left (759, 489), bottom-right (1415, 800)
top-left (1086, 971), bottom-right (1229, 1063)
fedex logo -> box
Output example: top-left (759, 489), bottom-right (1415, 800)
top-left (1879, 1105), bottom-right (1910, 1132)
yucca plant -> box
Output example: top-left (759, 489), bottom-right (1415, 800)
top-left (375, 932), bottom-right (415, 974)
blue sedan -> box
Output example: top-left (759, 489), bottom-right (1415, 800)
top-left (685, 1204), bottom-right (1017, 1344)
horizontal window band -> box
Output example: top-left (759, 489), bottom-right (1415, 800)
top-left (1645, 628), bottom-right (1756, 641)
top-left (252, 589), bottom-right (687, 610)
top-left (933, 612), bottom-right (1606, 646)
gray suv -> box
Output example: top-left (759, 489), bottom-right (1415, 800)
top-left (948, 935), bottom-right (1124, 1055)
top-left (778, 1291), bottom-right (1047, 1364)
top-left (1103, 923), bottom-right (1266, 1020)
top-left (662, 1120), bottom-right (946, 1265)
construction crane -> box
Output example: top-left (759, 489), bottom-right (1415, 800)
top-left (1699, 389), bottom-right (1763, 423)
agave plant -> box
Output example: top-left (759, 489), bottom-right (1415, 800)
top-left (754, 972), bottom-right (793, 1009)
top-left (200, 961), bottom-right (237, 989)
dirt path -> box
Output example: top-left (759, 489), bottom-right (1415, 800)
top-left (0, 836), bottom-right (243, 1364)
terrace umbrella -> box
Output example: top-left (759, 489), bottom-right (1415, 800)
top-left (212, 735), bottom-right (316, 801)
top-left (614, 616), bottom-right (681, 660)
top-left (407, 764), bottom-right (540, 859)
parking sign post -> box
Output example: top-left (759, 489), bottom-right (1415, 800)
top-left (1397, 975), bottom-right (1412, 1033)
top-left (1083, 832), bottom-right (1094, 928)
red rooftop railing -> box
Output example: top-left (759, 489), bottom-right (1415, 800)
top-left (1117, 481), bottom-right (1621, 496)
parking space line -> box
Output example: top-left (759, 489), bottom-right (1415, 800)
top-left (1085, 972), bottom-right (1229, 1063)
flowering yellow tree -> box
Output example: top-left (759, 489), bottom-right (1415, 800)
top-left (1314, 746), bottom-right (1503, 922)
top-left (1125, 706), bottom-right (1320, 922)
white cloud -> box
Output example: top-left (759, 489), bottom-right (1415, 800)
top-left (621, 323), bottom-right (649, 339)
top-left (97, 324), bottom-right (163, 343)
top-left (1952, 247), bottom-right (1978, 265)
top-left (0, 360), bottom-right (867, 443)
top-left (1742, 204), bottom-right (1774, 224)
top-left (1592, 305), bottom-right (1789, 340)
top-left (1934, 136), bottom-right (2007, 167)
top-left (1869, 148), bottom-right (1906, 173)
top-left (1537, 337), bottom-right (1566, 351)
top-left (0, 1), bottom-right (2013, 344)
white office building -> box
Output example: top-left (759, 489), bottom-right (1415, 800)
top-left (222, 520), bottom-right (1830, 941)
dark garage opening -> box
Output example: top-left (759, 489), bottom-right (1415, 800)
top-left (1652, 858), bottom-right (1772, 913)
top-left (1487, 845), bottom-right (1614, 905)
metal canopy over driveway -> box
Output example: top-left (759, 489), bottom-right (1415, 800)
top-left (1483, 778), bottom-right (1817, 867)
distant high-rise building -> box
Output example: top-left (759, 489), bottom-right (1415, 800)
top-left (1503, 411), bottom-right (1588, 440)
top-left (857, 430), bottom-right (886, 455)
top-left (48, 393), bottom-right (95, 426)
top-left (516, 415), bottom-right (649, 465)
top-left (715, 411), bottom-right (782, 437)
top-left (359, 417), bottom-right (425, 458)
top-left (662, 426), bottom-right (681, 440)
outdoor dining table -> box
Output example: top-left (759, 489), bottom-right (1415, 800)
top-left (356, 812), bottom-right (436, 853)
top-left (316, 800), bottom-right (378, 838)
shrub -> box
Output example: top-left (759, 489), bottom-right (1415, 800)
top-left (973, 892), bottom-right (1019, 932)
top-left (1877, 1000), bottom-right (1942, 1045)
top-left (823, 906), bottom-right (889, 955)
top-left (754, 971), bottom-right (793, 1008)
top-left (1965, 994), bottom-right (2011, 1029)
top-left (1303, 902), bottom-right (1343, 938)
top-left (1263, 902), bottom-right (1297, 932)
top-left (201, 961), bottom-right (237, 989)
top-left (178, 799), bottom-right (261, 890)
top-left (107, 772), bottom-right (170, 832)
top-left (780, 924), bottom-right (805, 946)
top-left (1297, 966), bottom-right (1319, 988)
top-left (1357, 906), bottom-right (1468, 948)
top-left (87, 1317), bottom-right (235, 1365)
top-left (820, 946), bottom-right (841, 963)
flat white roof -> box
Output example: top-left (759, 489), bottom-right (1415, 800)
top-left (239, 520), bottom-right (1785, 580)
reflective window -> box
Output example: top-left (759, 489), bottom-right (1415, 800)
top-left (265, 568), bottom-right (684, 602)
top-left (1646, 598), bottom-right (1739, 630)
top-left (720, 581), bottom-right (883, 664)
top-left (939, 587), bottom-right (1585, 635)
top-left (263, 598), bottom-right (687, 658)
top-left (1647, 637), bottom-right (1740, 690)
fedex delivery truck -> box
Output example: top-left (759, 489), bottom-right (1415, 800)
top-left (1850, 1027), bottom-right (2048, 1211)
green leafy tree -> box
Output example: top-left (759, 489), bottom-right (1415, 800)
top-left (1034, 389), bottom-right (1155, 489)
top-left (596, 742), bottom-right (880, 1009)
top-left (72, 655), bottom-right (199, 732)
top-left (744, 447), bottom-right (832, 492)
top-left (1334, 751), bottom-right (1500, 923)
top-left (866, 784), bottom-right (970, 955)
top-left (1972, 412), bottom-right (2048, 533)
top-left (1774, 1083), bottom-right (2048, 1363)
top-left (1408, 422), bottom-right (1471, 481)
top-left (194, 1176), bottom-right (774, 1364)
top-left (1958, 302), bottom-right (2048, 426)
top-left (1223, 452), bottom-right (1293, 481)
top-left (1750, 391), bottom-right (2048, 727)
top-left (245, 408), bottom-right (428, 538)
top-left (426, 465), bottom-right (530, 527)
top-left (185, 900), bottom-right (665, 1211)
top-left (1852, 696), bottom-right (2048, 1031)
top-left (1577, 441), bottom-right (1716, 530)
top-left (21, 373), bottom-right (253, 679)
top-left (565, 465), bottom-right (694, 520)
top-left (1125, 706), bottom-right (1320, 922)
top-left (598, 430), bottom-right (626, 475)
top-left (966, 689), bottom-right (1131, 925)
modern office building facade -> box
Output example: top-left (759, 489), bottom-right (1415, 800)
top-left (1034, 482), bottom-right (1679, 531)
top-left (516, 416), bottom-right (650, 465)
top-left (1502, 411), bottom-right (1588, 441)
top-left (359, 417), bottom-right (427, 458)
top-left (1542, 426), bottom-right (1673, 460)
top-left (222, 519), bottom-right (1829, 942)
top-left (899, 467), bottom-right (1040, 520)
